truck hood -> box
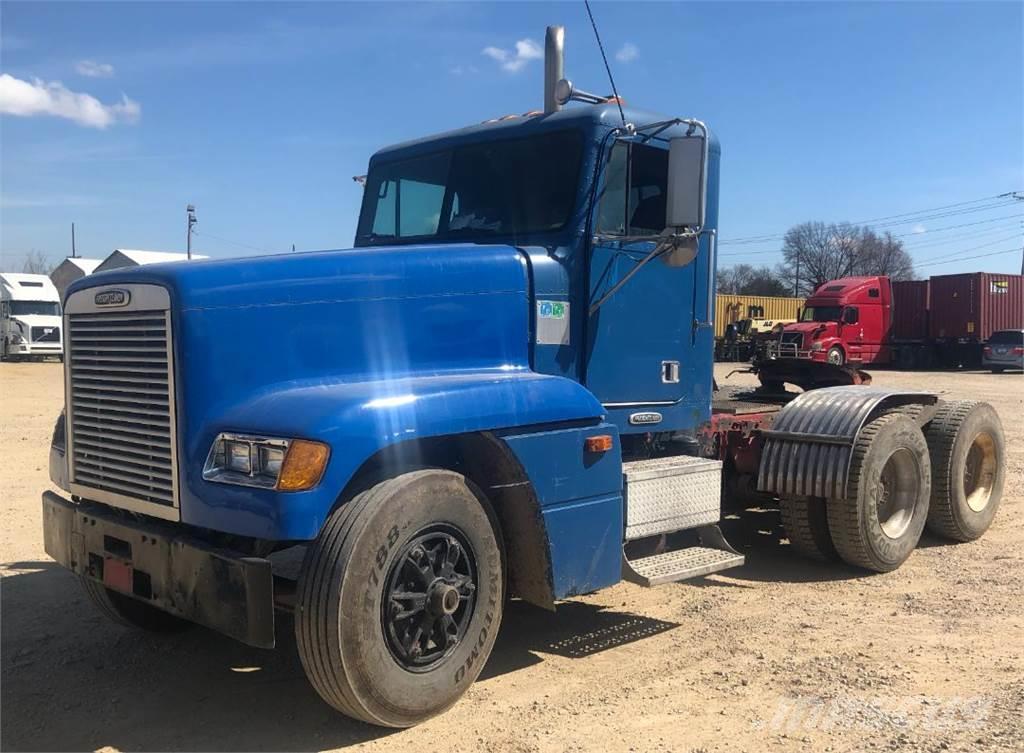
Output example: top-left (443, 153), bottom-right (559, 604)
top-left (785, 321), bottom-right (834, 337)
top-left (66, 243), bottom-right (533, 387)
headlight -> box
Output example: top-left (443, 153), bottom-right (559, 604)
top-left (204, 433), bottom-right (329, 491)
top-left (10, 333), bottom-right (26, 344)
top-left (810, 342), bottom-right (824, 351)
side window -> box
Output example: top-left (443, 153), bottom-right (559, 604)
top-left (868, 288), bottom-right (880, 298)
top-left (843, 307), bottom-right (859, 324)
top-left (371, 180), bottom-right (396, 237)
top-left (595, 142), bottom-right (668, 236)
top-left (596, 143), bottom-right (628, 234)
top-left (628, 143), bottom-right (667, 234)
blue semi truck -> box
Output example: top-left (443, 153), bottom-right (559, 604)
top-left (42, 27), bottom-right (1005, 727)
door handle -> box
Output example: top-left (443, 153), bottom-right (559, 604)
top-left (662, 361), bottom-right (680, 383)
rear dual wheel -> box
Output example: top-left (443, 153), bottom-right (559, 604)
top-left (923, 401), bottom-right (1004, 542)
top-left (295, 469), bottom-right (504, 728)
top-left (827, 414), bottom-right (931, 572)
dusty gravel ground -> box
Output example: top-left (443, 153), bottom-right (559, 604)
top-left (1, 361), bottom-right (1021, 753)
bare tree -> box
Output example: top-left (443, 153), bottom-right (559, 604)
top-left (855, 229), bottom-right (915, 280)
top-left (776, 222), bottom-right (915, 295)
top-left (21, 250), bottom-right (56, 275)
top-left (718, 264), bottom-right (789, 296)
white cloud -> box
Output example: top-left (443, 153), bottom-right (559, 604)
top-left (481, 39), bottom-right (543, 73)
top-left (0, 74), bottom-right (140, 129)
top-left (912, 224), bottom-right (927, 234)
top-left (615, 42), bottom-right (639, 63)
top-left (75, 60), bottom-right (115, 78)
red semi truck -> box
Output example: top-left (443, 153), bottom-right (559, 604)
top-left (770, 272), bottom-right (1024, 368)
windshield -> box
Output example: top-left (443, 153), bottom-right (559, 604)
top-left (9, 301), bottom-right (60, 316)
top-left (800, 306), bottom-right (842, 323)
top-left (355, 130), bottom-right (583, 246)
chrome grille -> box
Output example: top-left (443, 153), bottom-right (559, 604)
top-left (66, 301), bottom-right (177, 512)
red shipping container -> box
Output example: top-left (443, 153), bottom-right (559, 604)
top-left (891, 279), bottom-right (930, 340)
top-left (928, 273), bottom-right (1024, 341)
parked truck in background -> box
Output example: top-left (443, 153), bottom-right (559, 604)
top-left (40, 27), bottom-right (1007, 728)
top-left (0, 273), bottom-right (63, 361)
top-left (770, 272), bottom-right (1024, 368)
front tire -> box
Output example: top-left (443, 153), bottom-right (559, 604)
top-left (826, 346), bottom-right (845, 366)
top-left (924, 401), bottom-right (1004, 542)
top-left (827, 414), bottom-right (931, 572)
top-left (295, 469), bottom-right (504, 728)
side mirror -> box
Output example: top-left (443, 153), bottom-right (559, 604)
top-left (665, 135), bottom-right (707, 231)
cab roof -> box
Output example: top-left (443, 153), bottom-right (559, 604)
top-left (370, 103), bottom-right (713, 164)
top-left (808, 276), bottom-right (883, 301)
top-left (0, 272), bottom-right (60, 301)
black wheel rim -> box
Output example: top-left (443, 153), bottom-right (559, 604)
top-left (382, 524), bottom-right (478, 672)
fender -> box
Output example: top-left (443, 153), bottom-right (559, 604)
top-left (178, 369), bottom-right (605, 539)
top-left (757, 386), bottom-right (938, 499)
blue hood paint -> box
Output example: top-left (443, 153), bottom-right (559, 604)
top-left (69, 244), bottom-right (605, 539)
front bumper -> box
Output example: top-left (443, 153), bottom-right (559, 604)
top-left (42, 491), bottom-right (275, 648)
top-left (7, 342), bottom-right (62, 356)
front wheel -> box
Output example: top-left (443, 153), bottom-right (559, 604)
top-left (826, 346), bottom-right (845, 366)
top-left (295, 469), bottom-right (504, 728)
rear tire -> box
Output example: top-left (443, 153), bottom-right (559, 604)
top-left (990, 367), bottom-right (1004, 374)
top-left (81, 578), bottom-right (192, 632)
top-left (295, 469), bottom-right (504, 727)
top-left (923, 401), bottom-right (1004, 542)
top-left (827, 414), bottom-right (931, 572)
top-left (779, 496), bottom-right (838, 561)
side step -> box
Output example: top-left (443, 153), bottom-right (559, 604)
top-left (623, 525), bottom-right (745, 587)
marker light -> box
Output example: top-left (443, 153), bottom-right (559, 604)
top-left (277, 440), bottom-right (331, 491)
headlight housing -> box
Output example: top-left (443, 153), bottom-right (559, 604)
top-left (810, 342), bottom-right (824, 351)
top-left (204, 433), bottom-right (329, 491)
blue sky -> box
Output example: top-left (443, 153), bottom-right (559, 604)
top-left (1, 1), bottom-right (1021, 275)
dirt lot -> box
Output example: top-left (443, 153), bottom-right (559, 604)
top-left (1, 362), bottom-right (1021, 753)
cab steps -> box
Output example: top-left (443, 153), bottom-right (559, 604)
top-left (621, 455), bottom-right (745, 586)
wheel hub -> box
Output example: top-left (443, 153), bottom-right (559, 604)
top-left (382, 525), bottom-right (478, 672)
top-left (964, 432), bottom-right (997, 512)
top-left (876, 448), bottom-right (920, 539)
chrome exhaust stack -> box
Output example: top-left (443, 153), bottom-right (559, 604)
top-left (544, 25), bottom-right (565, 114)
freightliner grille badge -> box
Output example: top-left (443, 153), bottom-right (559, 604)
top-left (94, 289), bottom-right (130, 307)
top-left (629, 412), bottom-right (663, 426)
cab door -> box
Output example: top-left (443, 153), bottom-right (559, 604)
top-left (584, 141), bottom-right (701, 406)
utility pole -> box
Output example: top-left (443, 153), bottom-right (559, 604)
top-left (71, 223), bottom-right (77, 258)
top-left (794, 253), bottom-right (800, 297)
top-left (186, 204), bottom-right (197, 260)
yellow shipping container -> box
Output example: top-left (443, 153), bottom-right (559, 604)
top-left (715, 294), bottom-right (805, 338)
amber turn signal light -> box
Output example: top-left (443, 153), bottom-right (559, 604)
top-left (584, 435), bottom-right (614, 453)
top-left (277, 440), bottom-right (330, 491)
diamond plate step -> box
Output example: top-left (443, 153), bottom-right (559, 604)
top-left (623, 546), bottom-right (745, 587)
top-left (623, 455), bottom-right (723, 540)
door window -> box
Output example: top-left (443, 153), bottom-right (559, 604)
top-left (596, 142), bottom-right (669, 236)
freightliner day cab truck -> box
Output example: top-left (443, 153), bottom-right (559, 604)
top-left (42, 28), bottom-right (1006, 727)
top-left (1, 272), bottom-right (63, 361)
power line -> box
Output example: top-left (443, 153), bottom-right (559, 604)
top-left (910, 233), bottom-right (1024, 263)
top-left (915, 247), bottom-right (1021, 269)
top-left (719, 192), bottom-right (1020, 245)
top-left (718, 213), bottom-right (1024, 257)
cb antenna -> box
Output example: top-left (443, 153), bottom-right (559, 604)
top-left (584, 0), bottom-right (626, 127)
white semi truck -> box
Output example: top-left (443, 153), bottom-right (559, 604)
top-left (0, 273), bottom-right (63, 361)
